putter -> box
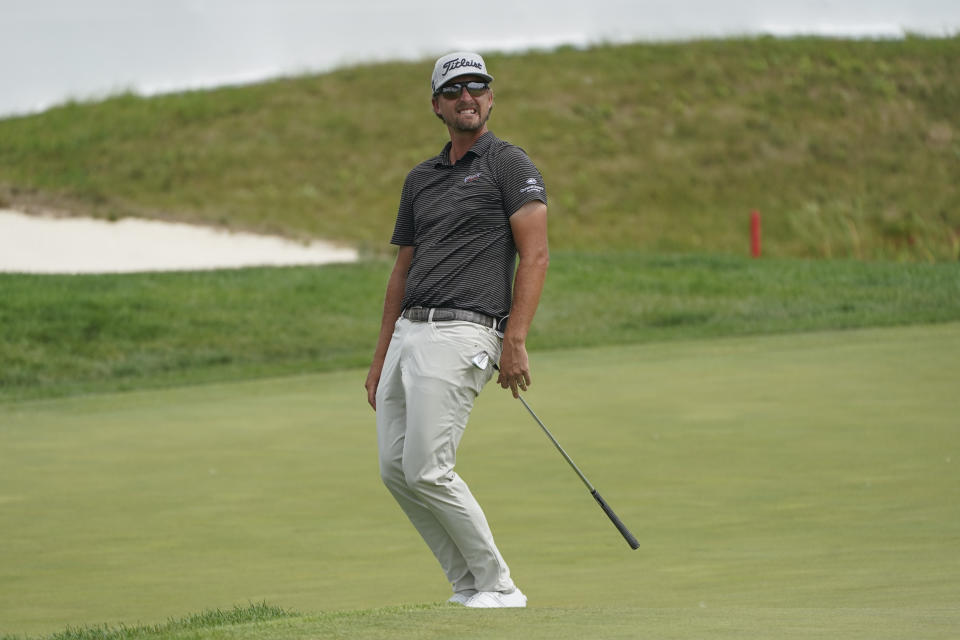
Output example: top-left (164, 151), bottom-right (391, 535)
top-left (494, 364), bottom-right (640, 550)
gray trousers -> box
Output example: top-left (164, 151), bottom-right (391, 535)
top-left (376, 317), bottom-right (515, 594)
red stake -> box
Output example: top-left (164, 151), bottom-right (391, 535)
top-left (750, 210), bottom-right (762, 258)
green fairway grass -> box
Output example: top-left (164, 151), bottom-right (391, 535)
top-left (6, 604), bottom-right (955, 640)
top-left (2, 323), bottom-right (957, 638)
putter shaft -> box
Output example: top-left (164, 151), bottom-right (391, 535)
top-left (495, 364), bottom-right (640, 550)
top-left (516, 395), bottom-right (594, 493)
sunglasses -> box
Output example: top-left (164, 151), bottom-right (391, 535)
top-left (435, 81), bottom-right (490, 99)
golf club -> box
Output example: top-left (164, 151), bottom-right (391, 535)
top-left (494, 364), bottom-right (640, 550)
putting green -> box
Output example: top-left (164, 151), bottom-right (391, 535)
top-left (1, 323), bottom-right (958, 637)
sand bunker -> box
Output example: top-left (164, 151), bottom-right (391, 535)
top-left (0, 210), bottom-right (358, 274)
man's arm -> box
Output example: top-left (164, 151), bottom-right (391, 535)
top-left (365, 245), bottom-right (414, 410)
top-left (498, 200), bottom-right (549, 398)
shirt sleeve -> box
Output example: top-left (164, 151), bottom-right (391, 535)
top-left (494, 145), bottom-right (547, 218)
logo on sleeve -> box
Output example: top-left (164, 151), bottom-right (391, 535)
top-left (520, 177), bottom-right (544, 194)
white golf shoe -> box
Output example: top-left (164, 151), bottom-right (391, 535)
top-left (464, 588), bottom-right (527, 608)
top-left (447, 590), bottom-right (477, 605)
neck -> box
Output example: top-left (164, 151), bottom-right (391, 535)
top-left (447, 126), bottom-right (487, 164)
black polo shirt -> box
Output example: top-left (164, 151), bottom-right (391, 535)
top-left (391, 131), bottom-right (547, 319)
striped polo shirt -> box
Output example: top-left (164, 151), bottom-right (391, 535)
top-left (391, 131), bottom-right (547, 320)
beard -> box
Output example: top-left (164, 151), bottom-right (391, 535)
top-left (444, 102), bottom-right (494, 132)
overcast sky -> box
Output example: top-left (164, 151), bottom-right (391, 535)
top-left (2, 0), bottom-right (958, 117)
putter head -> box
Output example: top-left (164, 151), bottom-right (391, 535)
top-left (471, 352), bottom-right (490, 370)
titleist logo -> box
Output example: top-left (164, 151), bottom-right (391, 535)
top-left (442, 57), bottom-right (483, 77)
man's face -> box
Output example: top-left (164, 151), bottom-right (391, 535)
top-left (432, 75), bottom-right (494, 132)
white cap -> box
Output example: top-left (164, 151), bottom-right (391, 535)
top-left (431, 51), bottom-right (494, 95)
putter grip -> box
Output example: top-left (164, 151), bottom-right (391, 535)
top-left (591, 489), bottom-right (640, 550)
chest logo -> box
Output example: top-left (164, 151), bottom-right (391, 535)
top-left (464, 172), bottom-right (482, 184)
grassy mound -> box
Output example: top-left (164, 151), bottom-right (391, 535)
top-left (1, 37), bottom-right (958, 259)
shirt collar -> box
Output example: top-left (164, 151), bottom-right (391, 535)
top-left (436, 131), bottom-right (496, 167)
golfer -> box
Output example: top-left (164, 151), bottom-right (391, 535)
top-left (364, 51), bottom-right (549, 608)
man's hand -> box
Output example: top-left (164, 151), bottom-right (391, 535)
top-left (364, 363), bottom-right (381, 410)
top-left (497, 338), bottom-right (531, 398)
